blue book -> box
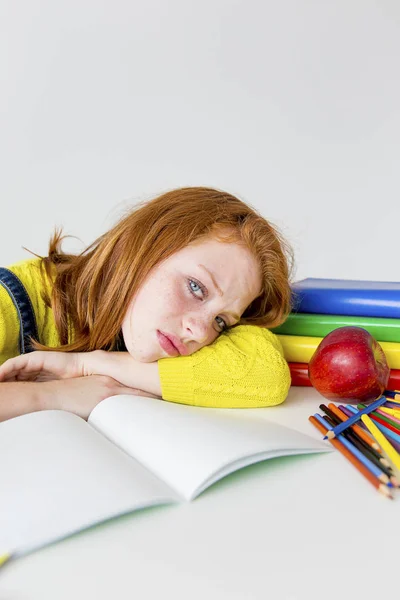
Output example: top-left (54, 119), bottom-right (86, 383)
top-left (291, 278), bottom-right (400, 319)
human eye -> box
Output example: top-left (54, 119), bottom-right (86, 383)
top-left (187, 278), bottom-right (207, 299)
top-left (215, 316), bottom-right (227, 332)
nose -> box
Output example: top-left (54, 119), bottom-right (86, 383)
top-left (183, 313), bottom-right (211, 344)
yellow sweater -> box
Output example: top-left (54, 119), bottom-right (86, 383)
top-left (0, 258), bottom-right (291, 408)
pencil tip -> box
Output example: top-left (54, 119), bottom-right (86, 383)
top-left (379, 485), bottom-right (394, 499)
top-left (0, 553), bottom-right (11, 568)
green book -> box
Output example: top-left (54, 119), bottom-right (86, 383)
top-left (271, 313), bottom-right (400, 343)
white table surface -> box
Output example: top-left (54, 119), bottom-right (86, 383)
top-left (0, 387), bottom-right (398, 600)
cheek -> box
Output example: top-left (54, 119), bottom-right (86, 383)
top-left (206, 329), bottom-right (220, 346)
top-left (130, 278), bottom-right (188, 325)
top-left (189, 329), bottom-right (219, 355)
top-left (162, 280), bottom-right (188, 315)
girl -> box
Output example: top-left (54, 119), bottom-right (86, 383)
top-left (0, 187), bottom-right (294, 422)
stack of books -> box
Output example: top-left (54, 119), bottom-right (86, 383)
top-left (271, 278), bottom-right (400, 389)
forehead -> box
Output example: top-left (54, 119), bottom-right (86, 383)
top-left (166, 237), bottom-right (262, 296)
top-left (169, 237), bottom-right (251, 264)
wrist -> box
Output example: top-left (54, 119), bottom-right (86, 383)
top-left (0, 382), bottom-right (50, 421)
top-left (96, 351), bottom-right (161, 396)
top-left (79, 350), bottom-right (108, 377)
top-left (105, 351), bottom-right (138, 385)
top-left (80, 349), bottom-right (130, 381)
top-left (36, 381), bottom-right (61, 412)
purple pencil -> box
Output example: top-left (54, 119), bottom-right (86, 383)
top-left (384, 401), bottom-right (400, 410)
top-left (339, 405), bottom-right (357, 420)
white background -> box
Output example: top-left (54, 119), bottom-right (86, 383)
top-left (1, 2), bottom-right (400, 599)
top-left (1, 0), bottom-right (399, 281)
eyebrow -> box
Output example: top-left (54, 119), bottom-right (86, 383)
top-left (198, 264), bottom-right (241, 322)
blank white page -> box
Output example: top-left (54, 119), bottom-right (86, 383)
top-left (89, 395), bottom-right (331, 501)
top-left (0, 410), bottom-right (177, 557)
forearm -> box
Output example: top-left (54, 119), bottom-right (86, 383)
top-left (89, 351), bottom-right (162, 397)
top-left (158, 325), bottom-right (291, 408)
top-left (0, 382), bottom-right (44, 422)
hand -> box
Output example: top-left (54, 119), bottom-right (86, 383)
top-left (0, 349), bottom-right (162, 399)
top-left (0, 350), bottom-right (100, 382)
top-left (40, 376), bottom-right (160, 420)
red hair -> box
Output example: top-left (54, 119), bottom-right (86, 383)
top-left (34, 187), bottom-right (294, 351)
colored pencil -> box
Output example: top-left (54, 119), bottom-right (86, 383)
top-left (320, 411), bottom-right (374, 458)
top-left (322, 406), bottom-right (386, 462)
top-left (384, 390), bottom-right (400, 400)
top-left (324, 396), bottom-right (387, 440)
top-left (374, 412), bottom-right (400, 434)
top-left (361, 414), bottom-right (400, 472)
top-left (339, 404), bottom-right (359, 419)
top-left (345, 404), bottom-right (361, 415)
top-left (373, 411), bottom-right (400, 431)
top-left (379, 406), bottom-right (400, 420)
top-left (315, 414), bottom-right (391, 485)
top-left (339, 408), bottom-right (392, 468)
top-left (326, 415), bottom-right (395, 476)
top-left (321, 414), bottom-right (397, 484)
top-left (0, 553), bottom-right (11, 568)
top-left (346, 405), bottom-right (400, 452)
top-left (384, 397), bottom-right (400, 406)
top-left (309, 415), bottom-right (392, 498)
top-left (357, 404), bottom-right (400, 435)
top-left (358, 413), bottom-right (400, 448)
top-left (382, 401), bottom-right (400, 410)
top-left (327, 403), bottom-right (381, 452)
top-left (364, 416), bottom-right (400, 445)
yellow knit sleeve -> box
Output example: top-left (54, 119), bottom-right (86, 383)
top-left (158, 325), bottom-right (291, 408)
top-left (0, 284), bottom-right (20, 365)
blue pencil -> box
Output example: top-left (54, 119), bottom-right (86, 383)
top-left (314, 414), bottom-right (391, 485)
top-left (384, 390), bottom-right (400, 399)
top-left (324, 396), bottom-right (388, 440)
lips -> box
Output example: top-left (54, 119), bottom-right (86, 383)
top-left (157, 331), bottom-right (189, 357)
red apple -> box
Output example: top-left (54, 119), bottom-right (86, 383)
top-left (308, 326), bottom-right (390, 403)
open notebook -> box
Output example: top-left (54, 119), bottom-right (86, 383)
top-left (0, 395), bottom-right (330, 558)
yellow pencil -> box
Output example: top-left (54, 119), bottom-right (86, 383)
top-left (361, 414), bottom-right (400, 472)
top-left (380, 406), bottom-right (400, 418)
top-left (0, 553), bottom-right (11, 568)
top-left (385, 396), bottom-right (400, 405)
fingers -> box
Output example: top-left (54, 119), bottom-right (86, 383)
top-left (0, 357), bottom-right (28, 381)
top-left (14, 372), bottom-right (42, 382)
top-left (0, 353), bottom-right (45, 382)
top-left (0, 352), bottom-right (58, 382)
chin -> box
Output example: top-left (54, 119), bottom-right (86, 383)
top-left (127, 347), bottom-right (161, 363)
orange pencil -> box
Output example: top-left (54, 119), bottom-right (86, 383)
top-left (309, 415), bottom-right (392, 499)
top-left (328, 403), bottom-right (381, 452)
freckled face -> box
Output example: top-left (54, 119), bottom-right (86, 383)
top-left (121, 236), bottom-right (262, 362)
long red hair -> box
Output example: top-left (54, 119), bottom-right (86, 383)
top-left (34, 187), bottom-right (294, 351)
